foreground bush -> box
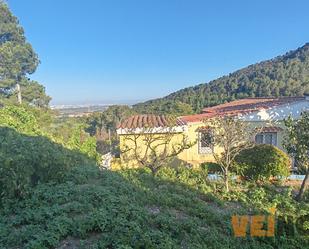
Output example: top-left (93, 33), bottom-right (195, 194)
top-left (0, 105), bottom-right (100, 199)
top-left (0, 166), bottom-right (307, 249)
top-left (0, 127), bottom-right (96, 199)
top-left (0, 105), bottom-right (100, 161)
top-left (0, 105), bottom-right (40, 135)
top-left (234, 144), bottom-right (290, 181)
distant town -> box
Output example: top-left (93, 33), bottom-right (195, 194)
top-left (51, 104), bottom-right (113, 117)
top-left (51, 103), bottom-right (136, 117)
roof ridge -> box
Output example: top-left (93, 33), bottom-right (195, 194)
top-left (180, 96), bottom-right (307, 123)
top-left (118, 114), bottom-right (186, 129)
top-left (202, 96), bottom-right (305, 110)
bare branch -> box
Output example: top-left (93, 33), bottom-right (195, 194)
top-left (120, 125), bottom-right (194, 174)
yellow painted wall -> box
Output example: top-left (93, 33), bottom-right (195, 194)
top-left (118, 121), bottom-right (287, 168)
top-left (177, 121), bottom-right (221, 166)
top-left (119, 132), bottom-right (187, 169)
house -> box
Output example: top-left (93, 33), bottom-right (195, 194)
top-left (117, 97), bottom-right (309, 168)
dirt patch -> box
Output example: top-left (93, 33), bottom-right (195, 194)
top-left (147, 206), bottom-right (160, 215)
top-left (224, 201), bottom-right (243, 211)
top-left (56, 232), bottom-right (101, 249)
top-left (169, 208), bottom-right (189, 220)
top-left (56, 236), bottom-right (80, 249)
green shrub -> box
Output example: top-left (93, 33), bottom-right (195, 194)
top-left (0, 105), bottom-right (40, 135)
top-left (234, 144), bottom-right (290, 181)
top-left (0, 105), bottom-right (100, 162)
top-left (0, 167), bottom-right (307, 248)
top-left (0, 127), bottom-right (96, 200)
top-left (0, 105), bottom-right (100, 200)
top-left (157, 165), bottom-right (209, 185)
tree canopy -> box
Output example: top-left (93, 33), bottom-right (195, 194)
top-left (133, 100), bottom-right (193, 115)
top-left (284, 112), bottom-right (309, 200)
top-left (0, 1), bottom-right (50, 106)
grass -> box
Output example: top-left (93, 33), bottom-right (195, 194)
top-left (0, 165), bottom-right (308, 249)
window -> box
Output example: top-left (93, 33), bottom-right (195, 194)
top-left (199, 130), bottom-right (213, 154)
top-left (255, 134), bottom-right (263, 144)
top-left (255, 132), bottom-right (277, 146)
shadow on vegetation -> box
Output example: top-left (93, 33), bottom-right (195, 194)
top-left (0, 127), bottom-right (97, 200)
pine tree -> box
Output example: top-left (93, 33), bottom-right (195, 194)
top-left (0, 1), bottom-right (50, 106)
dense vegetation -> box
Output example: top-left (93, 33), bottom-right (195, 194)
top-left (0, 105), bottom-right (99, 200)
top-left (135, 43), bottom-right (309, 113)
top-left (133, 100), bottom-right (194, 116)
top-left (234, 144), bottom-right (290, 181)
top-left (0, 166), bottom-right (308, 249)
top-left (284, 112), bottom-right (309, 200)
top-left (0, 127), bottom-right (96, 200)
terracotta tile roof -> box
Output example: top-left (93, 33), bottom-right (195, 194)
top-left (180, 113), bottom-right (214, 123)
top-left (181, 97), bottom-right (306, 123)
top-left (118, 115), bottom-right (186, 129)
top-left (260, 126), bottom-right (284, 132)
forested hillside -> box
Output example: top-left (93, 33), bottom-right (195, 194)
top-left (134, 43), bottom-right (309, 113)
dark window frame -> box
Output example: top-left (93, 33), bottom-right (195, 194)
top-left (198, 130), bottom-right (213, 154)
top-left (255, 132), bottom-right (278, 146)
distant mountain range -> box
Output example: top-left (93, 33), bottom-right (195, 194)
top-left (134, 43), bottom-right (309, 114)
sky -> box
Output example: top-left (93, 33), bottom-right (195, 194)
top-left (7, 0), bottom-right (309, 105)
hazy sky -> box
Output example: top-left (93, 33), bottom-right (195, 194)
top-left (7, 0), bottom-right (309, 105)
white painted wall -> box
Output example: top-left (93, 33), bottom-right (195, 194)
top-left (239, 98), bottom-right (309, 122)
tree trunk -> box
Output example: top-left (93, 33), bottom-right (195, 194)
top-left (108, 129), bottom-right (112, 152)
top-left (149, 166), bottom-right (159, 176)
top-left (296, 170), bottom-right (308, 201)
top-left (224, 170), bottom-right (230, 192)
top-left (16, 83), bottom-right (22, 104)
